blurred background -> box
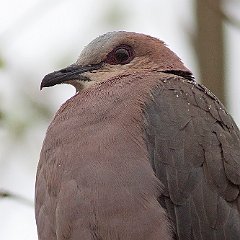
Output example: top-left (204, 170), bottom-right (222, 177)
top-left (0, 0), bottom-right (240, 239)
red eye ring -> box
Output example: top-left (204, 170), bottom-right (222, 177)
top-left (105, 45), bottom-right (134, 65)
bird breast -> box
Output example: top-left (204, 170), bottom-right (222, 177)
top-left (36, 73), bottom-right (172, 239)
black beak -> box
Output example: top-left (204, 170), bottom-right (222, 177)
top-left (40, 63), bottom-right (102, 90)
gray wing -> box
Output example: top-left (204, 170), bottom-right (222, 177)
top-left (144, 76), bottom-right (240, 240)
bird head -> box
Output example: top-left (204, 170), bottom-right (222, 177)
top-left (40, 31), bottom-right (192, 91)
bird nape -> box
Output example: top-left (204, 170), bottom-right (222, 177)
top-left (36, 31), bottom-right (240, 240)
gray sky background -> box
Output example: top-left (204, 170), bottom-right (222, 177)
top-left (0, 0), bottom-right (239, 239)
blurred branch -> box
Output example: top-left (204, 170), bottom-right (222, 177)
top-left (0, 189), bottom-right (33, 207)
top-left (194, 0), bottom-right (226, 105)
top-left (220, 9), bottom-right (240, 28)
top-left (205, 0), bottom-right (240, 28)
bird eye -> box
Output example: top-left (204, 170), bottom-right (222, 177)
top-left (115, 48), bottom-right (130, 63)
top-left (105, 45), bottom-right (134, 65)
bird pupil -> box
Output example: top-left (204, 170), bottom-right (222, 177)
top-left (115, 48), bottom-right (130, 63)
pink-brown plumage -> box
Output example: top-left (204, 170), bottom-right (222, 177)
top-left (36, 31), bottom-right (240, 239)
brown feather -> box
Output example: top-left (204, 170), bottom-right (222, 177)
top-left (36, 73), bottom-right (175, 240)
top-left (144, 75), bottom-right (240, 239)
top-left (36, 31), bottom-right (240, 240)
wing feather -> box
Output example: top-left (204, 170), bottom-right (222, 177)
top-left (144, 76), bottom-right (240, 239)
